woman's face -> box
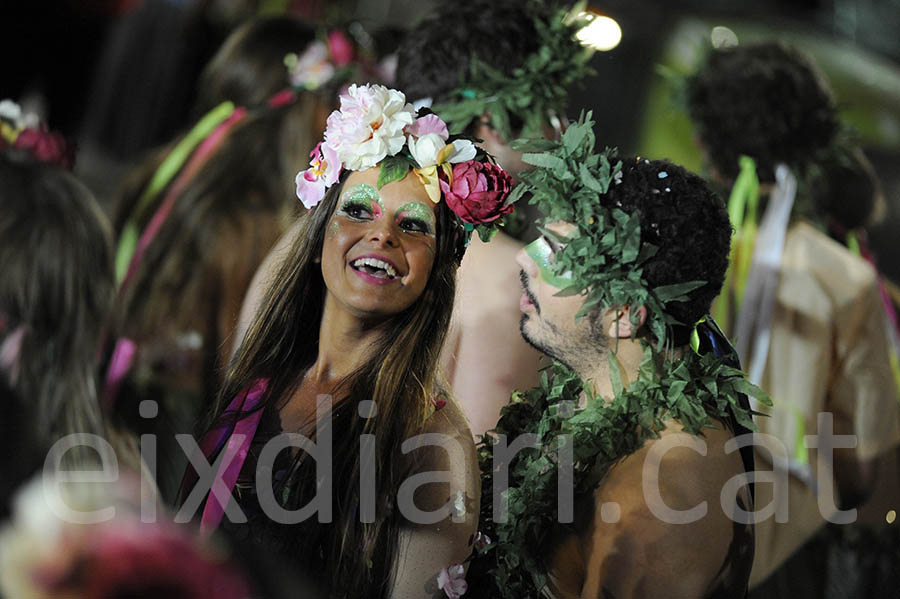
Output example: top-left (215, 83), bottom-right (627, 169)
top-left (321, 167), bottom-right (439, 319)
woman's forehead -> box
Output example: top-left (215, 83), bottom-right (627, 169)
top-left (344, 168), bottom-right (435, 211)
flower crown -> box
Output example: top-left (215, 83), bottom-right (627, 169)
top-left (433, 2), bottom-right (595, 140)
top-left (295, 84), bottom-right (516, 251)
top-left (511, 111), bottom-right (707, 348)
top-left (0, 99), bottom-right (75, 169)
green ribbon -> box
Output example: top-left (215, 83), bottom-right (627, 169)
top-left (713, 155), bottom-right (759, 333)
top-left (115, 101), bottom-right (236, 284)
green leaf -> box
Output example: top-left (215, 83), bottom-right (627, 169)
top-left (377, 155), bottom-right (413, 189)
top-left (510, 138), bottom-right (559, 153)
top-left (476, 224), bottom-right (499, 242)
top-left (562, 122), bottom-right (589, 154)
top-left (654, 280), bottom-right (707, 303)
top-left (579, 163), bottom-right (606, 194)
top-left (522, 152), bottom-right (569, 173)
top-left (505, 183), bottom-right (529, 207)
top-left (607, 352), bottom-right (624, 396)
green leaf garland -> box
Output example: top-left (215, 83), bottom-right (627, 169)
top-left (469, 351), bottom-right (770, 598)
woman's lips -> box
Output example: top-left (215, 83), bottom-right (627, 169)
top-left (351, 266), bottom-right (399, 285)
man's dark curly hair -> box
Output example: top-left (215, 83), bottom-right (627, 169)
top-left (396, 0), bottom-right (541, 107)
top-left (605, 158), bottom-right (732, 342)
top-left (686, 41), bottom-right (839, 183)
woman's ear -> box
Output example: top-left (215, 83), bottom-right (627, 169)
top-left (607, 305), bottom-right (648, 339)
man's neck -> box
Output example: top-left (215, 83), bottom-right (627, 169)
top-left (580, 340), bottom-right (691, 404)
top-left (578, 337), bottom-right (646, 403)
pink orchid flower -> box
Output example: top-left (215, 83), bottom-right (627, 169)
top-left (437, 564), bottom-right (467, 598)
top-left (295, 142), bottom-right (341, 209)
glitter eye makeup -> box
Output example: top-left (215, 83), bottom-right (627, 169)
top-left (524, 237), bottom-right (573, 288)
top-left (338, 184), bottom-right (384, 220)
top-left (395, 201), bottom-right (436, 236)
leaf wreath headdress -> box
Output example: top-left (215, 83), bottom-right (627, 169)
top-left (509, 111), bottom-right (709, 349)
top-left (433, 1), bottom-right (595, 140)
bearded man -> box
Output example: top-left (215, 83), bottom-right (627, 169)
top-left (468, 118), bottom-right (764, 598)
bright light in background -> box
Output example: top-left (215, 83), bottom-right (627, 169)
top-left (711, 26), bottom-right (739, 48)
top-left (577, 13), bottom-right (622, 52)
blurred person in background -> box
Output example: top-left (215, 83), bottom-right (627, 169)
top-left (1, 102), bottom-right (142, 494)
top-left (103, 15), bottom-right (340, 504)
top-left (686, 40), bottom-right (900, 597)
top-left (394, 0), bottom-right (596, 437)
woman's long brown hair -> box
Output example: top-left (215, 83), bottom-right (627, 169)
top-left (216, 171), bottom-right (460, 597)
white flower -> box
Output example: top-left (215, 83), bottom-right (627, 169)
top-left (288, 41), bottom-right (336, 91)
top-left (0, 99), bottom-right (22, 125)
top-left (409, 135), bottom-right (477, 169)
top-left (437, 564), bottom-right (467, 598)
top-left (0, 479), bottom-right (68, 599)
top-left (408, 132), bottom-right (447, 168)
top-left (324, 84), bottom-right (416, 171)
top-left (443, 139), bottom-right (476, 163)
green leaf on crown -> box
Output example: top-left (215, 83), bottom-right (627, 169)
top-left (377, 154), bottom-right (415, 189)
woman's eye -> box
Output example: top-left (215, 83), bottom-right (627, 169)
top-left (341, 202), bottom-right (372, 219)
top-left (399, 219), bottom-right (429, 234)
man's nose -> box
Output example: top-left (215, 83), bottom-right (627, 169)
top-left (516, 247), bottom-right (537, 277)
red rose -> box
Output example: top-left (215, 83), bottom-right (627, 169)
top-left (439, 161), bottom-right (514, 225)
top-left (14, 126), bottom-right (75, 169)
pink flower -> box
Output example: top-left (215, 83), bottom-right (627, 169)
top-left (406, 114), bottom-right (449, 141)
top-left (472, 531), bottom-right (491, 550)
top-left (80, 524), bottom-right (251, 599)
top-left (439, 161), bottom-right (514, 225)
top-left (13, 126), bottom-right (74, 169)
top-left (437, 564), bottom-right (468, 598)
top-left (289, 41), bottom-right (335, 90)
top-left (327, 30), bottom-right (355, 67)
top-left (324, 84), bottom-right (415, 171)
top-left (295, 141), bottom-right (341, 209)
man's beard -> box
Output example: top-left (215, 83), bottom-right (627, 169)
top-left (519, 309), bottom-right (608, 377)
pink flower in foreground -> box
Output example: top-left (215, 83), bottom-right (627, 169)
top-left (437, 564), bottom-right (468, 598)
top-left (439, 161), bottom-right (514, 225)
top-left (295, 141), bottom-right (341, 209)
top-left (82, 524), bottom-right (251, 599)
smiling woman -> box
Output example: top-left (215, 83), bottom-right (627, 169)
top-left (183, 85), bottom-right (515, 598)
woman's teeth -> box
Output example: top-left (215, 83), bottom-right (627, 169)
top-left (351, 257), bottom-right (398, 279)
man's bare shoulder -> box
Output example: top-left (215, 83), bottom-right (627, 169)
top-left (578, 419), bottom-right (744, 598)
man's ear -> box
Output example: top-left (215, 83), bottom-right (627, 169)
top-left (607, 305), bottom-right (648, 339)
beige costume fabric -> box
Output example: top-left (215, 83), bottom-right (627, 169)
top-left (723, 221), bottom-right (900, 585)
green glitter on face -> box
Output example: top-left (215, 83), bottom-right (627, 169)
top-left (327, 220), bottom-right (340, 237)
top-left (339, 183), bottom-right (384, 219)
top-left (395, 201), bottom-right (436, 236)
top-left (524, 237), bottom-right (573, 288)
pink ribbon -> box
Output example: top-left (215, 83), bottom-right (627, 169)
top-left (196, 378), bottom-right (268, 533)
top-left (100, 338), bottom-right (138, 413)
top-left (120, 107), bottom-right (248, 291)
